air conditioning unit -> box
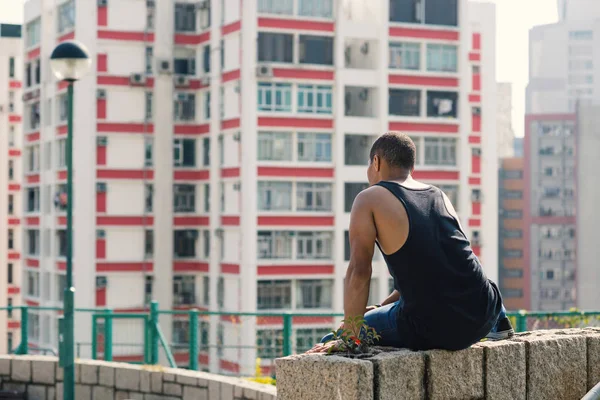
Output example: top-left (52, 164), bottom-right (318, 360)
top-left (97, 0), bottom-right (108, 6)
top-left (130, 73), bottom-right (147, 85)
top-left (472, 148), bottom-right (482, 157)
top-left (233, 132), bottom-right (241, 141)
top-left (157, 59), bottom-right (171, 74)
top-left (97, 137), bottom-right (108, 146)
top-left (174, 75), bottom-right (190, 87)
top-left (97, 89), bottom-right (107, 99)
top-left (256, 65), bottom-right (273, 78)
top-left (233, 183), bottom-right (241, 191)
top-left (201, 76), bottom-right (210, 86)
top-left (197, 0), bottom-right (209, 10)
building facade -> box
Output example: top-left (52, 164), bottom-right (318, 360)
top-left (20, 0), bottom-right (496, 374)
top-left (496, 82), bottom-right (514, 158)
top-left (0, 23), bottom-right (24, 355)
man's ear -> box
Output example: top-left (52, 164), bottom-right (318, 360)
top-left (374, 155), bottom-right (381, 171)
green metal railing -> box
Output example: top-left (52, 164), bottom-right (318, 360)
top-left (2, 304), bottom-right (600, 375)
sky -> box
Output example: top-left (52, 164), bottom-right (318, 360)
top-left (0, 0), bottom-right (559, 138)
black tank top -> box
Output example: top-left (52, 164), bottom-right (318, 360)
top-left (375, 181), bottom-right (502, 350)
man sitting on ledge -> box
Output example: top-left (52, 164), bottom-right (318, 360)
top-left (308, 132), bottom-right (513, 353)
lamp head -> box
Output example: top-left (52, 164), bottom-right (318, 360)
top-left (50, 41), bottom-right (91, 82)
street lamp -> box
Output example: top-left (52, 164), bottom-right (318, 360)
top-left (50, 41), bottom-right (91, 400)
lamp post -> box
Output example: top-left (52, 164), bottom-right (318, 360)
top-left (50, 41), bottom-right (91, 400)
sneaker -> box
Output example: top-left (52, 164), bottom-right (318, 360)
top-left (485, 317), bottom-right (515, 340)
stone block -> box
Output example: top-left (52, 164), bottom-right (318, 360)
top-left (26, 384), bottom-right (46, 400)
top-left (115, 390), bottom-right (130, 400)
top-left (11, 359), bottom-right (31, 382)
top-left (150, 372), bottom-right (162, 393)
top-left (175, 371), bottom-right (198, 386)
top-left (425, 345), bottom-right (484, 400)
top-left (183, 385), bottom-right (209, 400)
top-left (92, 386), bottom-right (115, 400)
top-left (48, 386), bottom-right (55, 400)
top-left (98, 365), bottom-right (114, 387)
top-left (115, 365), bottom-right (140, 391)
top-left (144, 395), bottom-right (179, 400)
top-left (2, 382), bottom-right (25, 392)
top-left (55, 383), bottom-right (63, 400)
top-left (162, 373), bottom-right (175, 382)
top-left (55, 365), bottom-right (63, 382)
top-left (126, 392), bottom-right (144, 400)
top-left (475, 340), bottom-right (526, 400)
top-left (220, 380), bottom-right (234, 400)
top-left (233, 384), bottom-right (243, 398)
top-left (370, 350), bottom-right (424, 400)
top-left (276, 354), bottom-right (374, 400)
top-left (32, 358), bottom-right (56, 384)
top-left (258, 392), bottom-right (277, 400)
top-left (0, 355), bottom-right (12, 375)
top-left (242, 387), bottom-right (258, 400)
top-left (80, 363), bottom-right (99, 385)
top-left (163, 382), bottom-right (183, 396)
top-left (586, 333), bottom-right (600, 391)
top-left (513, 334), bottom-right (587, 400)
top-left (139, 370), bottom-right (151, 393)
top-left (75, 384), bottom-right (92, 400)
top-left (208, 379), bottom-right (220, 399)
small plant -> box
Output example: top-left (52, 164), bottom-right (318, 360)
top-left (324, 316), bottom-right (380, 355)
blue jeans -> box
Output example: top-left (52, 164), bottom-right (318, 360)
top-left (320, 300), bottom-right (507, 346)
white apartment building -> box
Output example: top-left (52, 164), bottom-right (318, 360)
top-left (0, 23), bottom-right (24, 355)
top-left (20, 0), bottom-right (496, 375)
top-left (496, 82), bottom-right (514, 158)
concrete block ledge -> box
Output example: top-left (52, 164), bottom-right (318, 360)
top-left (0, 356), bottom-right (276, 400)
top-left (275, 328), bottom-right (600, 400)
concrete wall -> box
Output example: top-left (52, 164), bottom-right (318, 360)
top-left (0, 355), bottom-right (276, 400)
top-left (276, 328), bottom-right (600, 400)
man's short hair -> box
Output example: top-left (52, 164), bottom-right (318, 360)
top-left (369, 132), bottom-right (416, 170)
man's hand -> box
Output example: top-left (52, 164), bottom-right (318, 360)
top-left (365, 305), bottom-right (378, 314)
top-left (305, 339), bottom-right (343, 354)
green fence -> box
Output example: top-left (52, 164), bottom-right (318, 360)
top-left (2, 304), bottom-right (600, 376)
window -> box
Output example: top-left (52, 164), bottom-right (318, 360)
top-left (7, 299), bottom-right (13, 319)
top-left (427, 44), bottom-right (458, 72)
top-left (389, 0), bottom-right (419, 23)
top-left (427, 91), bottom-right (458, 118)
top-left (35, 60), bottom-right (40, 85)
top-left (295, 328), bottom-right (331, 353)
top-left (57, 0), bottom-right (75, 33)
top-left (258, 231), bottom-right (293, 259)
top-left (25, 62), bottom-right (31, 87)
top-left (257, 33), bottom-right (293, 63)
top-left (8, 195), bottom-right (14, 215)
top-left (27, 271), bottom-right (40, 297)
top-left (202, 276), bottom-right (210, 305)
top-left (173, 275), bottom-right (196, 305)
top-left (438, 185), bottom-right (459, 208)
top-left (258, 182), bottom-right (292, 211)
top-left (8, 264), bottom-right (13, 285)
top-left (296, 183), bottom-right (332, 211)
top-left (174, 230), bottom-right (198, 258)
top-left (26, 18), bottom-right (41, 47)
top-left (29, 102), bottom-right (40, 129)
top-left (57, 94), bottom-right (69, 123)
top-left (503, 210), bottom-right (522, 219)
top-left (172, 320), bottom-right (190, 347)
top-left (8, 127), bottom-right (15, 147)
top-left (502, 289), bottom-right (523, 298)
top-left (144, 136), bottom-right (153, 166)
top-left (203, 230), bottom-right (210, 258)
top-left (389, 42), bottom-right (420, 70)
top-left (256, 329), bottom-right (284, 359)
top-left (174, 51), bottom-right (196, 75)
top-left (299, 35), bottom-right (333, 65)
top-left (202, 138), bottom-right (210, 166)
top-left (145, 184), bottom-right (153, 213)
top-left (296, 280), bottom-right (333, 309)
top-left (257, 280), bottom-right (291, 309)
top-left (57, 139), bottom-right (66, 169)
top-left (27, 230), bottom-right (40, 256)
top-left (217, 277), bottom-right (224, 308)
top-left (174, 3), bottom-right (196, 32)
top-left (174, 93), bottom-right (195, 121)
top-left (570, 30), bottom-right (593, 40)
top-left (56, 230), bottom-right (67, 257)
top-left (203, 184), bottom-right (210, 212)
top-left (344, 183), bottom-right (368, 212)
top-left (174, 184), bottom-right (196, 213)
top-left (145, 47), bottom-right (153, 74)
top-left (298, 0), bottom-right (333, 17)
top-left (173, 138), bottom-right (196, 167)
top-left (257, 83), bottom-right (292, 112)
top-left (202, 45), bottom-right (210, 73)
top-left (8, 230), bottom-right (14, 250)
top-left (27, 187), bottom-right (40, 212)
top-left (502, 170), bottom-right (522, 179)
top-left (503, 230), bottom-right (523, 238)
top-left (8, 160), bottom-right (14, 180)
top-left (504, 190), bottom-right (522, 199)
top-left (502, 268), bottom-right (523, 278)
top-left (425, 0), bottom-right (458, 26)
top-left (204, 91), bottom-right (211, 120)
top-left (424, 137), bottom-right (457, 166)
top-left (145, 230), bottom-right (153, 257)
top-left (389, 89), bottom-right (420, 116)
top-left (297, 133), bottom-right (332, 162)
top-left (297, 231), bottom-right (333, 259)
top-left (258, 0), bottom-right (293, 15)
top-left (297, 85), bottom-right (333, 114)
top-left (9, 57), bottom-right (15, 78)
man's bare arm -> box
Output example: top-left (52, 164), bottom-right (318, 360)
top-left (344, 190), bottom-right (377, 323)
top-left (381, 290), bottom-right (400, 306)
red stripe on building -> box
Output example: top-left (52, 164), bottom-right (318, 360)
top-left (8, 321), bottom-right (20, 329)
top-left (58, 262), bottom-right (66, 271)
top-left (469, 52), bottom-right (481, 62)
top-left (219, 360), bottom-right (241, 374)
top-left (8, 287), bottom-right (20, 295)
top-left (26, 217), bottom-right (40, 225)
top-left (96, 239), bottom-right (106, 259)
top-left (57, 170), bottom-right (67, 181)
top-left (221, 167), bottom-right (240, 178)
top-left (98, 5), bottom-right (108, 26)
top-left (26, 174), bottom-right (40, 184)
top-left (27, 132), bottom-right (40, 142)
top-left (472, 114), bottom-right (481, 132)
top-left (412, 170), bottom-right (459, 180)
top-left (26, 259), bottom-right (40, 267)
top-left (469, 94), bottom-right (481, 103)
top-left (472, 74), bottom-right (481, 92)
top-left (9, 80), bottom-right (22, 89)
top-left (174, 124), bottom-right (210, 135)
top-left (8, 184), bottom-right (21, 191)
top-left (58, 31), bottom-right (75, 43)
top-left (388, 121), bottom-right (459, 133)
top-left (97, 30), bottom-right (155, 42)
top-left (472, 202), bottom-right (481, 215)
top-left (8, 218), bottom-right (19, 226)
top-left (27, 47), bottom-right (41, 60)
top-left (96, 216), bottom-right (154, 226)
top-left (173, 262), bottom-right (209, 272)
top-left (472, 155), bottom-right (481, 174)
top-left (257, 264), bottom-right (334, 275)
top-left (258, 117), bottom-right (333, 129)
top-left (273, 68), bottom-right (334, 81)
top-left (221, 118), bottom-right (240, 130)
top-left (97, 98), bottom-right (107, 119)
top-left (97, 75), bottom-right (154, 88)
top-left (473, 33), bottom-right (481, 50)
top-left (97, 54), bottom-right (108, 72)
top-left (221, 21), bottom-right (241, 35)
top-left (174, 216), bottom-right (209, 226)
top-left (258, 216), bottom-right (334, 226)
top-left (57, 125), bottom-right (68, 135)
top-left (221, 69), bottom-right (241, 83)
top-left (97, 122), bottom-right (154, 134)
top-left (57, 216), bottom-right (66, 225)
top-left (221, 263), bottom-right (240, 274)
top-left (96, 287), bottom-right (107, 307)
top-left (57, 81), bottom-right (69, 91)
top-left (97, 263), bottom-right (154, 272)
top-left (221, 216), bottom-right (240, 226)
top-left (9, 115), bottom-right (21, 123)
top-left (258, 17), bottom-right (334, 32)
top-left (388, 75), bottom-right (458, 87)
top-left (96, 192), bottom-right (107, 213)
top-left (469, 177), bottom-right (481, 185)
top-left (389, 27), bottom-right (459, 41)
top-left (9, 149), bottom-right (21, 157)
top-left (26, 300), bottom-right (39, 306)
top-left (96, 169), bottom-right (154, 179)
top-left (174, 31), bottom-right (210, 45)
top-left (174, 170), bottom-right (209, 180)
top-left (8, 252), bottom-right (20, 260)
top-left (257, 166), bottom-right (334, 178)
top-left (468, 219), bottom-right (481, 227)
top-left (97, 145), bottom-right (107, 166)
top-left (469, 136), bottom-right (481, 144)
